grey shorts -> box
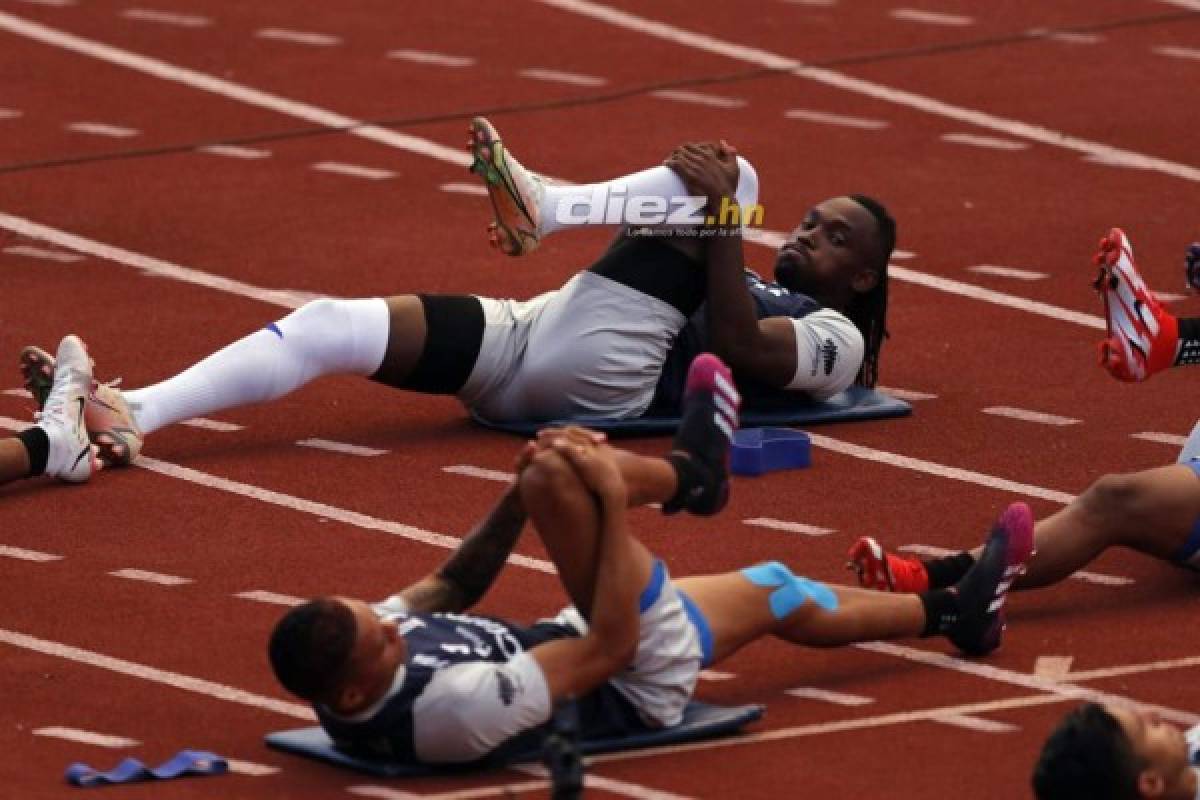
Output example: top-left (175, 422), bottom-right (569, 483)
top-left (457, 271), bottom-right (686, 422)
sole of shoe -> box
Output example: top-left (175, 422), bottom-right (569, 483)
top-left (467, 117), bottom-right (538, 257)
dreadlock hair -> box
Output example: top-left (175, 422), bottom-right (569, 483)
top-left (846, 194), bottom-right (895, 388)
top-left (268, 596), bottom-right (357, 702)
top-left (1031, 703), bottom-right (1145, 800)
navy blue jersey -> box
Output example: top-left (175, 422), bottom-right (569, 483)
top-left (649, 270), bottom-right (824, 413)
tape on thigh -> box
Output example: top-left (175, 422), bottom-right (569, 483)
top-left (740, 561), bottom-right (838, 619)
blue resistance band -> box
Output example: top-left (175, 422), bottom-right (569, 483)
top-left (65, 750), bottom-right (228, 787)
top-left (741, 561), bottom-right (838, 619)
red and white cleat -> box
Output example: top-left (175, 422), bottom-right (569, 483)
top-left (1093, 228), bottom-right (1178, 382)
top-left (846, 536), bottom-right (929, 592)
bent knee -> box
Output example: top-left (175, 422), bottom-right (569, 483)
top-left (1078, 472), bottom-right (1154, 528)
top-left (519, 449), bottom-right (584, 504)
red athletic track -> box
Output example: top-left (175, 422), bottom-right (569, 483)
top-left (2, 1), bottom-right (1200, 798)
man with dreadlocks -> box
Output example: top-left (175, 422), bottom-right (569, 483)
top-left (19, 118), bottom-right (894, 465)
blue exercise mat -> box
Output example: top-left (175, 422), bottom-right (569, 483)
top-left (65, 750), bottom-right (227, 787)
top-left (265, 701), bottom-right (764, 777)
top-left (470, 385), bottom-right (910, 438)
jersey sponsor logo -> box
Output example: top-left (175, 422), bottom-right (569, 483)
top-left (495, 668), bottom-right (520, 706)
top-left (821, 339), bottom-right (838, 376)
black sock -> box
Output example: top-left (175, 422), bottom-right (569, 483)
top-left (924, 553), bottom-right (975, 590)
top-left (16, 427), bottom-right (50, 477)
top-left (1175, 317), bottom-right (1200, 366)
top-left (918, 588), bottom-right (959, 637)
top-left (662, 384), bottom-right (728, 516)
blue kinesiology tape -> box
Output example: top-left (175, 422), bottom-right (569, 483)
top-left (741, 561), bottom-right (839, 619)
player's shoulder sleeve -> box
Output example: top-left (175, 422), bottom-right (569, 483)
top-left (784, 308), bottom-right (864, 399)
top-left (411, 652), bottom-right (553, 763)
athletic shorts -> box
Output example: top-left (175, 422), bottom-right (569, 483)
top-left (458, 271), bottom-right (687, 422)
top-left (1175, 459), bottom-right (1200, 570)
top-left (548, 560), bottom-right (709, 729)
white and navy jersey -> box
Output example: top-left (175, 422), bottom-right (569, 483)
top-left (315, 601), bottom-right (643, 765)
top-left (1188, 725), bottom-right (1200, 799)
top-left (649, 270), bottom-right (863, 413)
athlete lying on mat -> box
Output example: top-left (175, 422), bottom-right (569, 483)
top-left (20, 116), bottom-right (894, 467)
top-left (266, 355), bottom-right (1031, 765)
top-left (1032, 702), bottom-right (1199, 800)
top-left (0, 335), bottom-right (95, 487)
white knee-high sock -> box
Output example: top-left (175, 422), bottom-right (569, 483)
top-left (124, 297), bottom-right (391, 434)
top-left (538, 156), bottom-right (759, 235)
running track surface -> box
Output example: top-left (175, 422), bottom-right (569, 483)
top-left (2, 1), bottom-right (1200, 798)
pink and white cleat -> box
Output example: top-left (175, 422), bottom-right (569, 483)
top-left (1093, 228), bottom-right (1178, 382)
top-left (467, 116), bottom-right (546, 256)
top-left (662, 353), bottom-right (741, 517)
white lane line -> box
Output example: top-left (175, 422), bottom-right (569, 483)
top-left (14, 0), bottom-right (74, 5)
top-left (933, 714), bottom-right (1018, 733)
top-left (350, 783), bottom-right (549, 800)
top-left (784, 108), bottom-right (889, 130)
top-left (898, 544), bottom-right (1133, 586)
top-left (982, 406), bottom-right (1080, 426)
top-left (226, 759), bottom-right (280, 777)
top-left (234, 589), bottom-right (304, 607)
top-left (892, 249), bottom-right (916, 259)
top-left (1034, 656), bottom-right (1074, 680)
top-left (197, 144), bottom-right (271, 159)
top-left (386, 48), bottom-right (475, 67)
top-left (518, 67), bottom-right (608, 87)
top-left (2, 388), bottom-right (31, 398)
top-left (33, 727), bottom-right (138, 747)
top-left (876, 386), bottom-right (937, 402)
top-left (443, 464), bottom-right (514, 483)
top-left (808, 433), bottom-right (1078, 504)
top-left (698, 670), bottom-right (736, 681)
top-left (785, 687), bottom-right (873, 706)
top-left (514, 764), bottom-right (693, 800)
top-left (783, 0), bottom-right (838, 5)
top-left (109, 568), bottom-right (193, 586)
top-left (1131, 431), bottom-right (1187, 446)
top-left (966, 265), bottom-right (1047, 281)
top-left (534, 0), bottom-right (1200, 184)
top-left (297, 438), bottom-right (388, 457)
top-left (180, 417), bottom-right (243, 432)
top-left (1066, 654), bottom-right (1200, 683)
top-left (1154, 45), bottom-right (1200, 61)
top-left (649, 89), bottom-right (746, 108)
top-left (120, 8), bottom-right (211, 28)
top-left (311, 162), bottom-right (396, 181)
top-left (3, 244), bottom-right (83, 262)
top-left (255, 27), bottom-right (341, 46)
top-left (439, 181), bottom-right (488, 196)
top-left (1157, 0), bottom-right (1200, 10)
top-left (1032, 29), bottom-right (1104, 45)
top-left (0, 108), bottom-right (22, 119)
top-left (941, 132), bottom-right (1030, 151)
top-left (890, 8), bottom-right (974, 26)
top-left (856, 641), bottom-right (1200, 727)
top-left (0, 627), bottom-right (314, 719)
top-left (66, 122), bottom-right (139, 138)
top-left (743, 517), bottom-right (834, 536)
top-left (0, 545), bottom-right (63, 562)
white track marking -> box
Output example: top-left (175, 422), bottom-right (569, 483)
top-left (350, 784), bottom-right (547, 800)
top-left (808, 433), bottom-right (1077, 503)
top-left (892, 249), bottom-right (916, 259)
top-left (33, 727), bottom-right (138, 747)
top-left (121, 9), bottom-right (211, 28)
top-left (311, 162), bottom-right (396, 181)
top-left (3, 244), bottom-right (83, 262)
top-left (782, 0), bottom-right (838, 6)
top-left (443, 464), bottom-right (514, 483)
top-left (1154, 45), bottom-right (1200, 61)
top-left (698, 669), bottom-right (736, 681)
top-left (0, 627), bottom-right (314, 719)
top-left (196, 144), bottom-right (271, 159)
top-left (14, 0), bottom-right (74, 6)
top-left (0, 108), bottom-right (22, 119)
top-left (297, 438), bottom-right (388, 457)
top-left (1034, 656), bottom-right (1074, 680)
top-left (743, 517), bottom-right (834, 536)
top-left (876, 386), bottom-right (937, 401)
top-left (941, 132), bottom-right (1030, 151)
top-left (785, 687), bottom-right (873, 706)
top-left (889, 8), bottom-right (974, 26)
top-left (514, 764), bottom-right (693, 800)
top-left (2, 388), bottom-right (31, 398)
top-left (1131, 431), bottom-right (1188, 446)
top-left (966, 265), bottom-right (1046, 281)
top-left (234, 589), bottom-right (304, 607)
top-left (180, 417), bottom-right (243, 432)
top-left (386, 48), bottom-right (475, 67)
top-left (933, 714), bottom-right (1018, 733)
top-left (255, 28), bottom-right (341, 46)
top-left (225, 759), bottom-right (280, 776)
top-left (1157, 0), bottom-right (1200, 10)
top-left (66, 122), bottom-right (139, 138)
top-left (535, 0), bottom-right (1200, 183)
top-left (0, 545), bottom-right (62, 562)
top-left (784, 108), bottom-right (889, 130)
top-left (1032, 29), bottom-right (1103, 45)
top-left (981, 406), bottom-right (1080, 426)
top-left (649, 89), bottom-right (746, 108)
top-left (0, 13), bottom-right (471, 168)
top-left (439, 181), bottom-right (488, 196)
top-left (109, 568), bottom-right (192, 586)
top-left (1066, 654), bottom-right (1200, 683)
top-left (898, 544), bottom-right (1133, 586)
top-left (518, 67), bottom-right (607, 86)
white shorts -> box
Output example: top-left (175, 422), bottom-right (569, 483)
top-left (549, 561), bottom-right (704, 728)
top-left (457, 271), bottom-right (687, 422)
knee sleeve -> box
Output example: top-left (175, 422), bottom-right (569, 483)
top-left (272, 297), bottom-right (390, 379)
top-left (741, 561), bottom-right (838, 618)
